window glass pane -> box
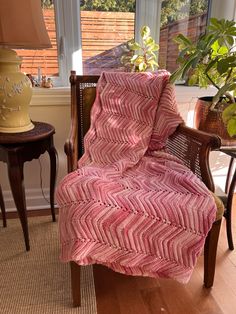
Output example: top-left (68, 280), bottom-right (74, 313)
top-left (159, 0), bottom-right (210, 74)
top-left (16, 0), bottom-right (59, 80)
top-left (80, 0), bottom-right (136, 75)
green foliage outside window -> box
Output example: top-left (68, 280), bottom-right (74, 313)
top-left (80, 0), bottom-right (208, 23)
top-left (161, 0), bottom-right (208, 27)
top-left (41, 0), bottom-right (54, 9)
top-left (41, 0), bottom-right (208, 24)
top-left (80, 0), bottom-right (135, 12)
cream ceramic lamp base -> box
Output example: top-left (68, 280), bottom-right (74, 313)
top-left (0, 48), bottom-right (34, 133)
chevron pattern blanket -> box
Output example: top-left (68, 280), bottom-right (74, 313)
top-left (57, 71), bottom-right (217, 283)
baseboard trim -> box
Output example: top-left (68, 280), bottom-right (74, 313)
top-left (0, 207), bottom-right (59, 220)
top-left (2, 188), bottom-right (58, 212)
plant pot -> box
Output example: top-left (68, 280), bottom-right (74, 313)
top-left (194, 97), bottom-right (236, 146)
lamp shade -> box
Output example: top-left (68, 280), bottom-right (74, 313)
top-left (0, 0), bottom-right (52, 49)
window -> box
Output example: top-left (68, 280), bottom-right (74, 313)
top-left (159, 0), bottom-right (210, 73)
top-left (80, 1), bottom-right (136, 75)
top-left (16, 0), bottom-right (59, 82)
top-left (14, 0), bottom-right (236, 87)
top-left (16, 0), bottom-right (84, 87)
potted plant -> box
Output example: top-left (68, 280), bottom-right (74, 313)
top-left (169, 18), bottom-right (236, 140)
top-left (121, 26), bottom-right (159, 72)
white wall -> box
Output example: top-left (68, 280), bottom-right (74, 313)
top-left (0, 86), bottom-right (229, 212)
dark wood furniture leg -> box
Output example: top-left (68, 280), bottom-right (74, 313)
top-left (7, 152), bottom-right (30, 251)
top-left (0, 184), bottom-right (6, 227)
top-left (224, 161), bottom-right (236, 250)
top-left (70, 262), bottom-right (81, 307)
top-left (225, 157), bottom-right (234, 194)
top-left (47, 138), bottom-right (58, 222)
top-left (204, 219), bottom-right (222, 288)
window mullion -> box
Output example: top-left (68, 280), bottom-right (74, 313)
top-left (54, 0), bottom-right (82, 86)
top-left (135, 0), bottom-right (162, 44)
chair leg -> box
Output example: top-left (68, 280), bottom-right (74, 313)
top-left (70, 261), bottom-right (81, 307)
top-left (204, 219), bottom-right (221, 288)
top-left (226, 210), bottom-right (234, 250)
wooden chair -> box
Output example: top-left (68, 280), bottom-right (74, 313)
top-left (65, 71), bottom-right (224, 307)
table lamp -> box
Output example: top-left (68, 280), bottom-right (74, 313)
top-left (0, 0), bottom-right (52, 133)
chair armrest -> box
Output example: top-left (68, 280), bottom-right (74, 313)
top-left (166, 123), bottom-right (221, 192)
top-left (64, 128), bottom-right (78, 173)
top-left (64, 71), bottom-right (79, 173)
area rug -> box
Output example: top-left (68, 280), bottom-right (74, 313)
top-left (0, 216), bottom-right (97, 313)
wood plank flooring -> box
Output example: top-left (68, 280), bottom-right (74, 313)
top-left (94, 200), bottom-right (236, 314)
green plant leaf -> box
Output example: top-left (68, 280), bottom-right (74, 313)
top-left (211, 40), bottom-right (220, 52)
top-left (139, 62), bottom-right (147, 71)
top-left (130, 54), bottom-right (138, 62)
top-left (192, 55), bottom-right (202, 68)
top-left (217, 59), bottom-right (229, 74)
top-left (212, 83), bottom-right (233, 104)
top-left (128, 42), bottom-right (141, 50)
top-left (222, 103), bottom-right (236, 123)
top-left (141, 26), bottom-right (150, 39)
top-left (226, 35), bottom-right (234, 46)
top-left (151, 44), bottom-right (159, 52)
top-left (228, 83), bottom-right (236, 91)
top-left (188, 73), bottom-right (198, 86)
top-left (209, 17), bottom-right (221, 28)
top-left (218, 37), bottom-right (225, 46)
top-left (174, 34), bottom-right (192, 46)
top-left (148, 59), bottom-right (158, 67)
top-left (205, 58), bottom-right (218, 72)
top-left (169, 68), bottom-right (184, 83)
top-left (227, 118), bottom-right (236, 137)
top-left (144, 36), bottom-right (154, 46)
top-left (218, 45), bottom-right (229, 55)
top-left (181, 52), bottom-right (199, 77)
top-left (133, 55), bottom-right (144, 65)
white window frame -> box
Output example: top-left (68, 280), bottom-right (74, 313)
top-left (209, 0), bottom-right (236, 20)
top-left (53, 0), bottom-right (82, 86)
top-left (52, 0), bottom-right (236, 87)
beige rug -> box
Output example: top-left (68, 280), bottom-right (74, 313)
top-left (0, 216), bottom-right (97, 313)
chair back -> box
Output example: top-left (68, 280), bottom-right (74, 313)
top-left (65, 73), bottom-right (99, 172)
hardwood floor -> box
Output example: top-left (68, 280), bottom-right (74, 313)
top-left (93, 200), bottom-right (236, 314)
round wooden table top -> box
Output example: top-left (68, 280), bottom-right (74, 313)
top-left (0, 122), bottom-right (55, 144)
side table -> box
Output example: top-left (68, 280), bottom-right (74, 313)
top-left (0, 121), bottom-right (58, 251)
top-left (216, 146), bottom-right (236, 250)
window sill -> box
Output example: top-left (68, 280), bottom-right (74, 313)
top-left (31, 87), bottom-right (70, 107)
top-left (30, 85), bottom-right (217, 108)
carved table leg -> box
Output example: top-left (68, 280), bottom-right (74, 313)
top-left (47, 137), bottom-right (58, 222)
top-left (7, 152), bottom-right (29, 251)
top-left (0, 184), bottom-right (6, 227)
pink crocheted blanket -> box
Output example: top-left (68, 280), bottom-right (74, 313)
top-left (56, 71), bottom-right (217, 283)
